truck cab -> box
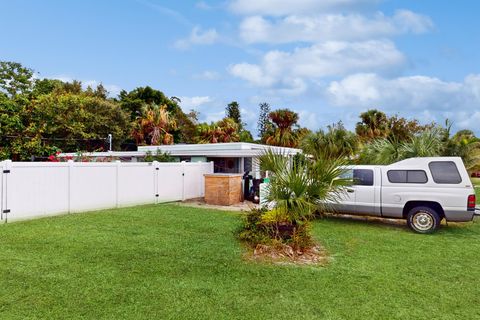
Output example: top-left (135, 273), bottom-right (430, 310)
top-left (334, 157), bottom-right (476, 233)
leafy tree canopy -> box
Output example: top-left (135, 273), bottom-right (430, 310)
top-left (0, 61), bottom-right (34, 97)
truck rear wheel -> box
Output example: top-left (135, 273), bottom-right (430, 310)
top-left (407, 206), bottom-right (441, 234)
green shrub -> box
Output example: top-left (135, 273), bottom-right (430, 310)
top-left (238, 208), bottom-right (314, 250)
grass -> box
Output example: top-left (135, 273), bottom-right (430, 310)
top-left (1, 204), bottom-right (480, 319)
top-left (472, 178), bottom-right (480, 203)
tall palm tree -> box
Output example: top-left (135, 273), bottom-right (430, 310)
top-left (355, 109), bottom-right (389, 141)
top-left (196, 118), bottom-right (240, 144)
top-left (135, 104), bottom-right (177, 145)
top-left (265, 109), bottom-right (300, 147)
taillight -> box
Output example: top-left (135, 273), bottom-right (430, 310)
top-left (467, 194), bottom-right (476, 209)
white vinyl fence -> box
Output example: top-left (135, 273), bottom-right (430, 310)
top-left (0, 160), bottom-right (213, 222)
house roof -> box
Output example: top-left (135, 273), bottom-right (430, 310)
top-left (59, 142), bottom-right (302, 158)
top-left (139, 142), bottom-right (301, 157)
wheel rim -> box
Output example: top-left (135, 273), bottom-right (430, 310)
top-left (412, 211), bottom-right (434, 231)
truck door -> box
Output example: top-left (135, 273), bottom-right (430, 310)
top-left (334, 169), bottom-right (356, 214)
top-left (352, 168), bottom-right (380, 216)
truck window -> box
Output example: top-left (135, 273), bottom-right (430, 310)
top-left (428, 161), bottom-right (462, 184)
top-left (387, 170), bottom-right (428, 183)
top-left (353, 169), bottom-right (373, 186)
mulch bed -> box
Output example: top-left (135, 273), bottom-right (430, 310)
top-left (246, 243), bottom-right (330, 266)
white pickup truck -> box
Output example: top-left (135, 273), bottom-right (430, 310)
top-left (332, 157), bottom-right (478, 233)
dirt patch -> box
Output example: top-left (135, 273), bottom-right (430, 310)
top-left (245, 243), bottom-right (330, 266)
top-left (178, 198), bottom-right (260, 212)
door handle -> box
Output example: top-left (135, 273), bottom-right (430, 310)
top-left (347, 189), bottom-right (355, 193)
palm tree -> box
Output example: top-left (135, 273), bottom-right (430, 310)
top-left (135, 104), bottom-right (177, 145)
top-left (401, 127), bottom-right (444, 158)
top-left (257, 151), bottom-right (348, 249)
top-left (355, 109), bottom-right (389, 141)
top-left (265, 109), bottom-right (301, 147)
top-left (358, 138), bottom-right (402, 164)
top-left (196, 118), bottom-right (240, 144)
top-left (359, 127), bottom-right (444, 164)
top-left (443, 129), bottom-right (480, 171)
top-left (301, 122), bottom-right (358, 160)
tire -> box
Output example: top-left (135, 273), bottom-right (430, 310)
top-left (406, 206), bottom-right (441, 234)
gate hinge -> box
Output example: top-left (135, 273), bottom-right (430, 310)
top-left (155, 194), bottom-right (159, 197)
top-left (155, 168), bottom-right (159, 171)
top-left (3, 209), bottom-right (10, 213)
top-left (3, 170), bottom-right (10, 173)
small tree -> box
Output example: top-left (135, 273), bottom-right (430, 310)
top-left (239, 151), bottom-right (348, 253)
top-left (226, 101), bottom-right (242, 129)
top-left (257, 102), bottom-right (271, 142)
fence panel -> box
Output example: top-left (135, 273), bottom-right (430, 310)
top-left (6, 162), bottom-right (70, 220)
top-left (70, 163), bottom-right (117, 212)
top-left (117, 163), bottom-right (156, 206)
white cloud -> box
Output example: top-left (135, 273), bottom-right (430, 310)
top-left (174, 26), bottom-right (219, 50)
top-left (204, 111), bottom-right (225, 123)
top-left (297, 109), bottom-right (319, 129)
top-left (326, 73), bottom-right (480, 129)
top-left (178, 96), bottom-right (213, 109)
top-left (326, 73), bottom-right (475, 109)
top-left (192, 70), bottom-right (221, 80)
top-left (393, 9), bottom-right (434, 34)
top-left (229, 40), bottom-right (405, 92)
top-left (229, 0), bottom-right (380, 16)
top-left (196, 1), bottom-right (212, 10)
top-left (239, 10), bottom-right (433, 44)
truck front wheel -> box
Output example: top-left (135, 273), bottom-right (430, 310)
top-left (407, 206), bottom-right (441, 234)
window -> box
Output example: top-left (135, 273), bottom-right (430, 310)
top-left (407, 170), bottom-right (428, 183)
top-left (429, 161), bottom-right (462, 184)
top-left (339, 169), bottom-right (353, 180)
top-left (387, 170), bottom-right (428, 183)
top-left (353, 169), bottom-right (374, 186)
top-left (387, 170), bottom-right (407, 183)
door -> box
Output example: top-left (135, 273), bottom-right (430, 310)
top-left (352, 168), bottom-right (378, 216)
top-left (334, 169), bottom-right (356, 214)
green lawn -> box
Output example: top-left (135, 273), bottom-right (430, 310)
top-left (1, 204), bottom-right (480, 319)
top-left (472, 178), bottom-right (480, 203)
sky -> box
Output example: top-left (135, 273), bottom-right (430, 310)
top-left (1, 0), bottom-right (479, 136)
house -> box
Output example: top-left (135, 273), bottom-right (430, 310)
top-left (59, 142), bottom-right (301, 175)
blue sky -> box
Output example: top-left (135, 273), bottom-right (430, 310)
top-left (1, 0), bottom-right (479, 136)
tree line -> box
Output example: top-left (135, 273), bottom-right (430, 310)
top-left (1, 61), bottom-right (479, 171)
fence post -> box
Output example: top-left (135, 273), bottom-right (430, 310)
top-left (67, 160), bottom-right (74, 214)
top-left (1, 160), bottom-right (12, 222)
top-left (0, 161), bottom-right (4, 222)
top-left (153, 161), bottom-right (159, 204)
top-left (181, 161), bottom-right (186, 201)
